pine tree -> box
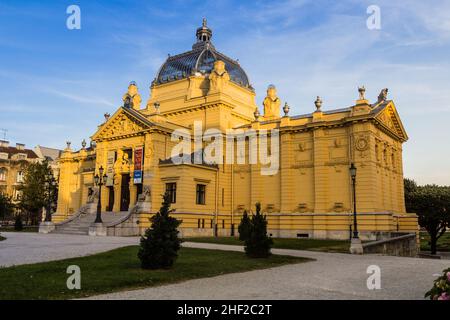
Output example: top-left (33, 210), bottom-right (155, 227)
top-left (245, 202), bottom-right (273, 258)
top-left (238, 210), bottom-right (251, 241)
top-left (138, 193), bottom-right (182, 269)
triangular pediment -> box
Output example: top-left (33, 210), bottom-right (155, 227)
top-left (91, 107), bottom-right (152, 141)
top-left (374, 101), bottom-right (408, 141)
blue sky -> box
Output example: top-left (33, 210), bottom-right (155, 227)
top-left (0, 0), bottom-right (449, 185)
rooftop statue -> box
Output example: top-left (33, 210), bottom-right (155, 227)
top-left (209, 60), bottom-right (230, 92)
top-left (263, 84), bottom-right (281, 119)
top-left (123, 82), bottom-right (142, 110)
top-left (377, 88), bottom-right (388, 103)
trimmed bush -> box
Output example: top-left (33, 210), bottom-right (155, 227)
top-left (138, 193), bottom-right (182, 269)
top-left (238, 210), bottom-right (251, 241)
top-left (244, 202), bottom-right (273, 258)
top-left (14, 214), bottom-right (23, 231)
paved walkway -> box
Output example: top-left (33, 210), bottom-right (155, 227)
top-left (90, 242), bottom-right (449, 300)
top-left (0, 232), bottom-right (137, 267)
top-left (1, 233), bottom-right (448, 299)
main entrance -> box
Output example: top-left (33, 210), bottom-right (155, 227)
top-left (120, 174), bottom-right (130, 211)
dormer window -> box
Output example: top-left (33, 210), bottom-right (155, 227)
top-left (12, 153), bottom-right (27, 160)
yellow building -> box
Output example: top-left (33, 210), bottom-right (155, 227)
top-left (54, 21), bottom-right (418, 239)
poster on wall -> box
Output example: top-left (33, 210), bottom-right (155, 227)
top-left (106, 150), bottom-right (115, 186)
top-left (133, 146), bottom-right (144, 184)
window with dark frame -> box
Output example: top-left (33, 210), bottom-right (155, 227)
top-left (196, 184), bottom-right (206, 205)
top-left (165, 182), bottom-right (177, 203)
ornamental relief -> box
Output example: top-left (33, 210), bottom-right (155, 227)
top-left (99, 114), bottom-right (145, 140)
top-left (355, 136), bottom-right (369, 151)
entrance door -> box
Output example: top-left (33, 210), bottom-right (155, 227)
top-left (120, 174), bottom-right (130, 211)
top-left (107, 186), bottom-right (114, 211)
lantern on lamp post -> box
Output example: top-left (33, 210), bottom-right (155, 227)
top-left (94, 166), bottom-right (107, 223)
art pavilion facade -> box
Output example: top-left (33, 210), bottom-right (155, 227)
top-left (54, 21), bottom-right (418, 239)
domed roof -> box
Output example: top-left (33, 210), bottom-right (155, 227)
top-left (154, 19), bottom-right (252, 90)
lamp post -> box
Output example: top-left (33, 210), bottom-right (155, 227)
top-left (349, 163), bottom-right (358, 239)
top-left (94, 166), bottom-right (107, 223)
top-left (349, 163), bottom-right (363, 254)
top-left (39, 171), bottom-right (57, 233)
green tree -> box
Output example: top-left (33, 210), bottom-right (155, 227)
top-left (18, 160), bottom-right (57, 225)
top-left (244, 202), bottom-right (273, 258)
top-left (238, 210), bottom-right (251, 241)
top-left (0, 193), bottom-right (15, 220)
top-left (138, 193), bottom-right (183, 269)
top-left (404, 178), bottom-right (450, 255)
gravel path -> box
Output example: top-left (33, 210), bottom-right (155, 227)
top-left (0, 232), bottom-right (138, 267)
top-left (1, 233), bottom-right (448, 299)
top-left (87, 242), bottom-right (449, 300)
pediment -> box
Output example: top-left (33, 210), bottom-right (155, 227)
top-left (374, 102), bottom-right (408, 141)
top-left (92, 107), bottom-right (151, 141)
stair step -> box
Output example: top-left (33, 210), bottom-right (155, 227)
top-left (51, 211), bottom-right (130, 235)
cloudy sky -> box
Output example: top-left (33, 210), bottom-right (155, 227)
top-left (0, 0), bottom-right (449, 185)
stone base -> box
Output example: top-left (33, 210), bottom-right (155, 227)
top-left (88, 223), bottom-right (107, 236)
top-left (38, 221), bottom-right (55, 234)
top-left (350, 238), bottom-right (364, 254)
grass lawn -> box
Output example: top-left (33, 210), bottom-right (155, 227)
top-left (0, 226), bottom-right (38, 233)
top-left (0, 246), bottom-right (311, 300)
top-left (185, 237), bottom-right (350, 253)
top-left (420, 231), bottom-right (450, 252)
top-left (0, 234), bottom-right (5, 241)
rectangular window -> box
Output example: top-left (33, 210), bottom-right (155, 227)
top-left (198, 219), bottom-right (201, 228)
top-left (196, 184), bottom-right (206, 205)
top-left (0, 169), bottom-right (6, 182)
top-left (222, 220), bottom-right (225, 229)
top-left (221, 188), bottom-right (225, 207)
top-left (202, 219), bottom-right (205, 228)
top-left (16, 171), bottom-right (24, 183)
top-left (165, 183), bottom-right (177, 203)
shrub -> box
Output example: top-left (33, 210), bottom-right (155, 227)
top-left (14, 214), bottom-right (23, 231)
top-left (425, 267), bottom-right (450, 300)
top-left (238, 210), bottom-right (251, 241)
top-left (138, 193), bottom-right (182, 269)
top-left (244, 202), bottom-right (273, 258)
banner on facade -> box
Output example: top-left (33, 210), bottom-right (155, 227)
top-left (106, 150), bottom-right (115, 187)
top-left (133, 146), bottom-right (144, 184)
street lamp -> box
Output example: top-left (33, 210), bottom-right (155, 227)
top-left (94, 166), bottom-right (107, 223)
top-left (349, 163), bottom-right (358, 239)
top-left (349, 163), bottom-right (363, 254)
top-left (44, 172), bottom-right (56, 222)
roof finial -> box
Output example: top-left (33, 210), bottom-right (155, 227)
top-left (196, 18), bottom-right (212, 43)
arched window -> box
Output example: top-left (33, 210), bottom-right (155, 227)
top-left (0, 168), bottom-right (7, 181)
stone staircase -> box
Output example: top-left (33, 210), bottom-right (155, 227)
top-left (53, 211), bottom-right (130, 235)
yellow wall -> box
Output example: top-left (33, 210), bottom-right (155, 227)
top-left (55, 59), bottom-right (417, 239)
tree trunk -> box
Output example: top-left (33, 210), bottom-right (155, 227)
top-left (430, 233), bottom-right (437, 255)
